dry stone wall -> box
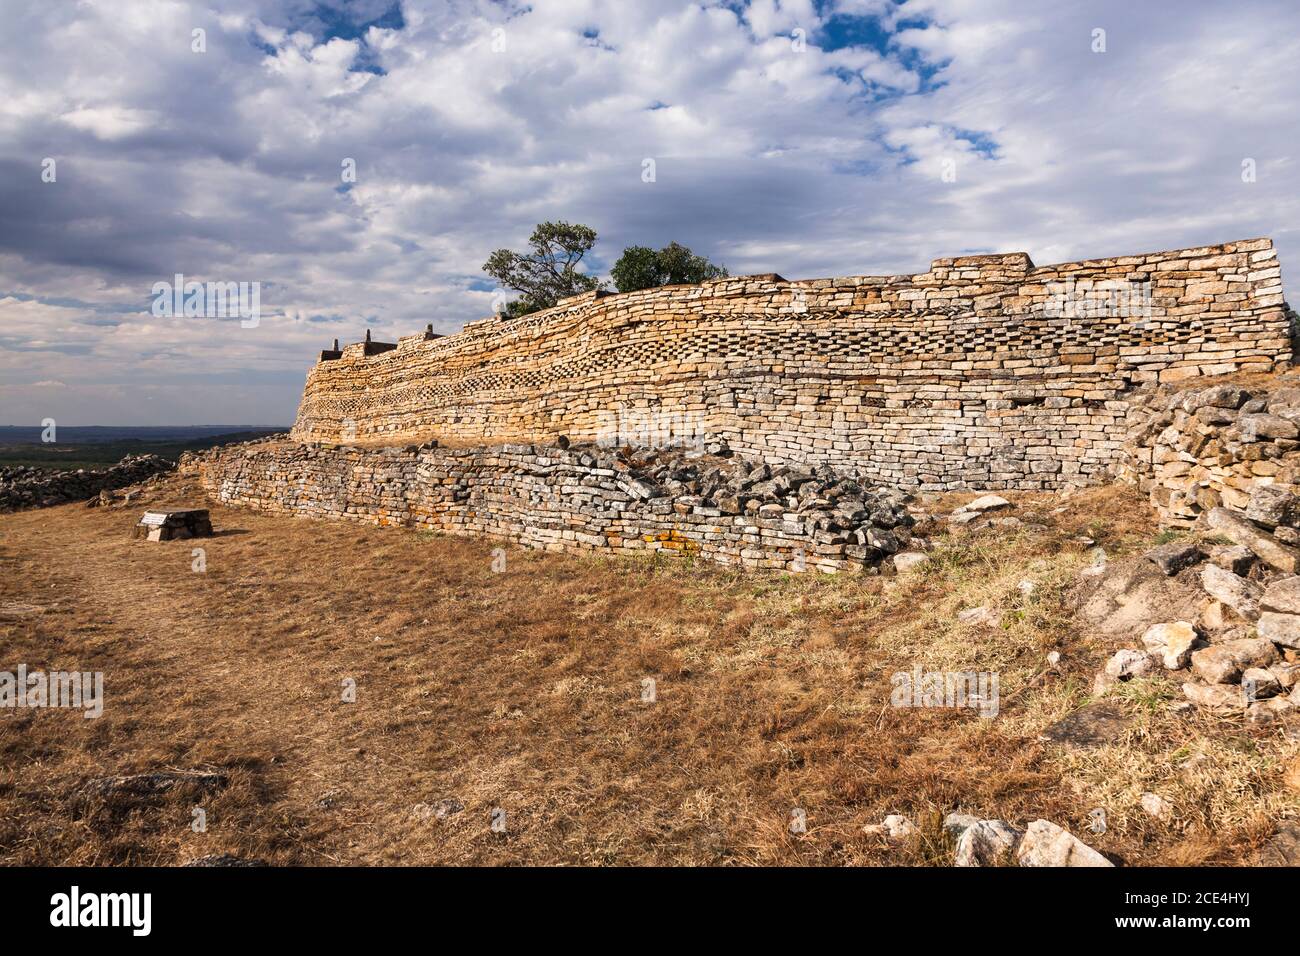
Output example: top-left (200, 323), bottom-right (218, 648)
top-left (183, 438), bottom-right (927, 573)
top-left (292, 238), bottom-right (1291, 491)
top-left (1119, 377), bottom-right (1300, 528)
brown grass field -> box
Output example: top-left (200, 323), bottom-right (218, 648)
top-left (1, 475), bottom-right (1297, 866)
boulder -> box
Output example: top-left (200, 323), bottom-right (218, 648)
top-left (1198, 564), bottom-right (1262, 621)
top-left (1191, 638), bottom-right (1279, 684)
top-left (1016, 820), bottom-right (1112, 867)
top-left (954, 820), bottom-right (1024, 867)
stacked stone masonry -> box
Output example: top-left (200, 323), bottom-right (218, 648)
top-left (293, 239), bottom-right (1291, 491)
top-left (183, 439), bottom-right (925, 573)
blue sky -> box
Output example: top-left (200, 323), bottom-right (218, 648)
top-left (1, 0), bottom-right (1298, 425)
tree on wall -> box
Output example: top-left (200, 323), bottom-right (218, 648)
top-left (610, 241), bottom-right (728, 293)
top-left (482, 221), bottom-right (601, 317)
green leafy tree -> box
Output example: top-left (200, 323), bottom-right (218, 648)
top-left (483, 221), bottom-right (601, 316)
top-left (610, 241), bottom-right (728, 293)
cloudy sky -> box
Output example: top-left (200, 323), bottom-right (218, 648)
top-left (1, 0), bottom-right (1297, 426)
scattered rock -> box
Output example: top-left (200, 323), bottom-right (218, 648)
top-left (1191, 637), bottom-right (1279, 684)
top-left (1284, 756), bottom-right (1300, 794)
top-left (1240, 413), bottom-right (1300, 442)
top-left (1015, 820), bottom-right (1112, 867)
top-left (1247, 698), bottom-right (1296, 724)
top-left (1257, 613), bottom-right (1300, 649)
top-left (1181, 681), bottom-right (1246, 710)
top-left (1209, 544), bottom-right (1255, 576)
top-left (1140, 792), bottom-right (1172, 821)
top-left (942, 813), bottom-right (980, 839)
top-left (1141, 621), bottom-right (1201, 670)
top-left (1262, 576), bottom-right (1300, 615)
top-left (864, 814), bottom-right (918, 842)
top-left (1198, 565), bottom-right (1262, 621)
top-left (1245, 484), bottom-right (1300, 529)
top-left (183, 854), bottom-right (267, 867)
top-left (1270, 662), bottom-right (1300, 690)
top-left (957, 605), bottom-right (1000, 627)
top-left (1145, 540), bottom-right (1204, 576)
top-left (955, 494), bottom-right (1011, 515)
top-left (1104, 649), bottom-right (1153, 681)
top-left (892, 552), bottom-right (930, 574)
top-left (0, 454), bottom-right (176, 513)
top-left (1206, 507), bottom-right (1300, 573)
top-left (1242, 667), bottom-right (1282, 700)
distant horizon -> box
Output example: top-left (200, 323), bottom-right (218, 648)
top-left (0, 424), bottom-right (290, 433)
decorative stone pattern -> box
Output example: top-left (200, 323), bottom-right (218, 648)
top-left (182, 439), bottom-right (925, 573)
top-left (291, 239), bottom-right (1290, 491)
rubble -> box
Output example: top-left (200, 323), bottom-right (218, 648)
top-left (0, 455), bottom-right (175, 512)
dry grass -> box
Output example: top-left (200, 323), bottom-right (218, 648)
top-left (0, 477), bottom-right (1295, 866)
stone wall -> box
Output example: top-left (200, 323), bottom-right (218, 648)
top-left (292, 238), bottom-right (1290, 491)
top-left (1118, 377), bottom-right (1300, 528)
top-left (183, 439), bottom-right (928, 573)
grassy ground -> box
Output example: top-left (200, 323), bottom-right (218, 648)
top-left (0, 477), bottom-right (1295, 865)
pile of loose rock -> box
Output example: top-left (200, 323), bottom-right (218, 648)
top-left (862, 812), bottom-right (1112, 867)
top-left (1094, 486), bottom-right (1300, 722)
top-left (1119, 380), bottom-right (1300, 526)
top-left (0, 454), bottom-right (176, 512)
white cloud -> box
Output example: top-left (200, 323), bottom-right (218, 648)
top-left (0, 0), bottom-right (1297, 424)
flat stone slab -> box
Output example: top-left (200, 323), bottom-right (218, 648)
top-left (1039, 702), bottom-right (1132, 748)
top-left (133, 509), bottom-right (213, 542)
top-left (1257, 822), bottom-right (1300, 866)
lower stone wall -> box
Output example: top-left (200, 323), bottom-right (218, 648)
top-left (182, 439), bottom-right (924, 573)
